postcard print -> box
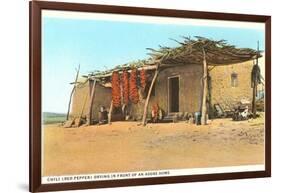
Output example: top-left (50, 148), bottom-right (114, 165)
top-left (41, 10), bottom-right (266, 184)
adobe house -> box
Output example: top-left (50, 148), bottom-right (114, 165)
top-left (69, 37), bottom-right (261, 125)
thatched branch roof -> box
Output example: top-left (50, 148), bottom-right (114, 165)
top-left (149, 36), bottom-right (260, 66)
top-left (87, 36), bottom-right (260, 80)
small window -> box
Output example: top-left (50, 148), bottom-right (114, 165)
top-left (231, 73), bottom-right (238, 87)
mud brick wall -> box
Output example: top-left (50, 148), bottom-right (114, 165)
top-left (209, 60), bottom-right (254, 112)
top-left (70, 81), bottom-right (90, 118)
top-left (71, 80), bottom-right (111, 120)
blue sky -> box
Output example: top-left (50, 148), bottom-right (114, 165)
top-left (42, 16), bottom-right (265, 113)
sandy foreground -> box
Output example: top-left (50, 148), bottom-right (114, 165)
top-left (43, 116), bottom-right (265, 176)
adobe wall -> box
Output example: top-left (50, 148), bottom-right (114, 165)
top-left (70, 81), bottom-right (90, 119)
top-left (209, 59), bottom-right (254, 112)
top-left (70, 80), bottom-right (112, 121)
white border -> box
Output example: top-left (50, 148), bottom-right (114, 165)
top-left (42, 164), bottom-right (265, 184)
top-left (42, 10), bottom-right (265, 30)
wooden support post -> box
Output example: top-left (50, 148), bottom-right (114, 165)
top-left (87, 79), bottom-right (97, 125)
top-left (252, 41), bottom-right (259, 119)
top-left (142, 62), bottom-right (160, 126)
top-left (252, 79), bottom-right (257, 118)
top-left (66, 64), bottom-right (80, 121)
top-left (201, 48), bottom-right (208, 125)
top-left (108, 100), bottom-right (113, 124)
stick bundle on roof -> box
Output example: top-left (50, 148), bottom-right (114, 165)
top-left (147, 36), bottom-right (260, 66)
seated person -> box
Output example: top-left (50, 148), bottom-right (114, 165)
top-left (98, 106), bottom-right (108, 124)
top-left (151, 103), bottom-right (163, 123)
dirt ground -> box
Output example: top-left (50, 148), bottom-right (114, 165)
top-left (43, 115), bottom-right (265, 176)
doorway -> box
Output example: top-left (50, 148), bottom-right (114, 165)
top-left (168, 76), bottom-right (179, 113)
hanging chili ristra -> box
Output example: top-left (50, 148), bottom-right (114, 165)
top-left (111, 71), bottom-right (121, 107)
top-left (140, 68), bottom-right (147, 89)
top-left (129, 69), bottom-right (139, 104)
top-left (122, 70), bottom-right (129, 105)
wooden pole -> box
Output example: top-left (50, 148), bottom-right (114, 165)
top-left (252, 77), bottom-right (257, 118)
top-left (87, 79), bottom-right (97, 125)
top-left (201, 48), bottom-right (208, 125)
top-left (66, 64), bottom-right (80, 121)
top-left (108, 100), bottom-right (113, 124)
top-left (252, 41), bottom-right (259, 119)
top-left (142, 62), bottom-right (160, 126)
